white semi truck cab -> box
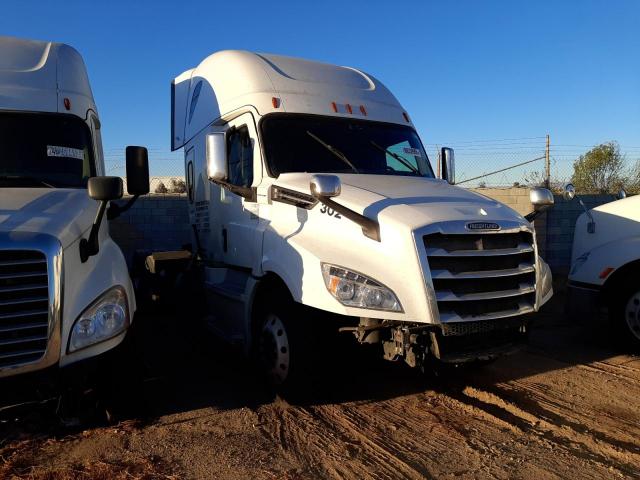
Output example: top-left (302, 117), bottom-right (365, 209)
top-left (566, 185), bottom-right (640, 348)
top-left (0, 36), bottom-right (149, 381)
top-left (170, 50), bottom-right (554, 384)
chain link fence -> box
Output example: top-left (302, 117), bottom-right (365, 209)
top-left (103, 138), bottom-right (640, 195)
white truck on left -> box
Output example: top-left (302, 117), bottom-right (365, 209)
top-left (0, 36), bottom-right (149, 383)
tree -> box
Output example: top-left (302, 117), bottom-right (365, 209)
top-left (155, 181), bottom-right (168, 194)
top-left (169, 178), bottom-right (187, 194)
top-left (571, 142), bottom-right (627, 194)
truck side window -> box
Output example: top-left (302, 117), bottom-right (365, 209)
top-left (227, 126), bottom-right (253, 188)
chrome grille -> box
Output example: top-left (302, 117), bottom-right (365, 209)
top-left (0, 251), bottom-right (49, 368)
top-left (424, 231), bottom-right (536, 323)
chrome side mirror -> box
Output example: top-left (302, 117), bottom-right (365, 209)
top-left (310, 174), bottom-right (341, 198)
top-left (617, 189), bottom-right (627, 200)
top-left (440, 147), bottom-right (455, 184)
top-left (524, 187), bottom-right (554, 222)
top-left (206, 132), bottom-right (227, 181)
top-left (563, 183), bottom-right (576, 201)
top-left (530, 187), bottom-right (554, 211)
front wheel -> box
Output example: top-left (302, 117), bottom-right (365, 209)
top-left (257, 312), bottom-right (293, 386)
top-left (609, 284), bottom-right (640, 350)
top-left (620, 289), bottom-right (640, 349)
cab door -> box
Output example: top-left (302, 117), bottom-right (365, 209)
top-left (215, 112), bottom-right (262, 270)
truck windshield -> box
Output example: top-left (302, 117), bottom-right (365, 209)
top-left (0, 112), bottom-right (95, 188)
top-left (261, 114), bottom-right (434, 177)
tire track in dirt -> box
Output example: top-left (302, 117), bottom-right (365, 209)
top-left (258, 399), bottom-right (420, 479)
top-left (443, 383), bottom-right (640, 478)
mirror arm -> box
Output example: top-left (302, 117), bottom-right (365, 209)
top-left (318, 196), bottom-right (380, 241)
top-left (577, 198), bottom-right (596, 233)
top-left (525, 210), bottom-right (540, 222)
top-left (80, 200), bottom-right (109, 263)
top-left (107, 195), bottom-right (140, 220)
top-left (525, 204), bottom-right (552, 223)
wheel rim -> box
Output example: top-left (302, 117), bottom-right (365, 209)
top-left (258, 314), bottom-right (290, 385)
top-left (624, 292), bottom-right (640, 341)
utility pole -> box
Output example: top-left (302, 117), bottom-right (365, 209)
top-left (545, 134), bottom-right (550, 189)
top-left (436, 146), bottom-right (441, 178)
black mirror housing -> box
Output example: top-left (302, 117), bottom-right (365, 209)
top-left (88, 176), bottom-right (123, 201)
top-left (126, 146), bottom-right (150, 196)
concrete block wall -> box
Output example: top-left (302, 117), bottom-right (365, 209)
top-left (470, 187), bottom-right (534, 216)
top-left (109, 194), bottom-right (191, 265)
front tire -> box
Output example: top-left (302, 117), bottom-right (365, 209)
top-left (610, 285), bottom-right (640, 350)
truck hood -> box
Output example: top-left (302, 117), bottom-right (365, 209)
top-left (572, 195), bottom-right (640, 259)
top-left (0, 188), bottom-right (97, 248)
top-left (274, 173), bottom-right (526, 230)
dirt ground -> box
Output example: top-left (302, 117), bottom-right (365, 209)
top-left (1, 284), bottom-right (640, 480)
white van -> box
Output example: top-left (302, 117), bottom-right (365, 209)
top-left (0, 36), bottom-right (149, 382)
top-left (169, 50), bottom-right (554, 385)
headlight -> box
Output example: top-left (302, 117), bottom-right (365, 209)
top-left (321, 263), bottom-right (402, 312)
top-left (68, 286), bottom-right (129, 353)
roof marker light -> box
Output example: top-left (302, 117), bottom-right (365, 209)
top-left (402, 112), bottom-right (410, 122)
top-left (346, 103), bottom-right (353, 114)
top-left (599, 267), bottom-right (615, 279)
top-left (63, 98), bottom-right (71, 110)
top-left (331, 102), bottom-right (338, 113)
top-left (272, 97), bottom-right (280, 108)
top-left (359, 105), bottom-right (367, 116)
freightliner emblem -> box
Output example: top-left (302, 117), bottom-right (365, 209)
top-left (466, 222), bottom-right (500, 231)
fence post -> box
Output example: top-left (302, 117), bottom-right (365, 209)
top-left (545, 134), bottom-right (550, 188)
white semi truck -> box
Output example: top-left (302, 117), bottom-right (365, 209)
top-left (169, 50), bottom-right (554, 385)
top-left (0, 36), bottom-right (149, 383)
top-left (565, 185), bottom-right (640, 348)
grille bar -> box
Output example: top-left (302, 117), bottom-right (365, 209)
top-left (439, 302), bottom-right (535, 323)
top-left (0, 296), bottom-right (49, 307)
top-left (0, 309), bottom-right (49, 320)
top-left (0, 250), bottom-right (49, 369)
top-left (0, 321), bottom-right (49, 333)
top-left (0, 348), bottom-right (47, 361)
top-left (436, 284), bottom-right (535, 302)
top-left (430, 263), bottom-right (535, 280)
top-left (0, 334), bottom-right (49, 347)
top-left (426, 243), bottom-right (533, 257)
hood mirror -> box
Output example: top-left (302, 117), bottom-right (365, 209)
top-left (440, 147), bottom-right (455, 184)
top-left (617, 189), bottom-right (627, 200)
top-left (563, 183), bottom-right (576, 201)
top-left (82, 176), bottom-right (124, 263)
top-left (563, 183), bottom-right (595, 234)
top-left (310, 174), bottom-right (341, 198)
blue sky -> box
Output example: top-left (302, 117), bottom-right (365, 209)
top-left (1, 0), bottom-right (639, 184)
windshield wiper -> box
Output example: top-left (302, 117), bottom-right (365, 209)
top-left (306, 131), bottom-right (359, 173)
top-left (0, 175), bottom-right (56, 188)
top-left (370, 141), bottom-right (420, 174)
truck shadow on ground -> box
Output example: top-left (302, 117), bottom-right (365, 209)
top-left (1, 282), bottom-right (635, 442)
